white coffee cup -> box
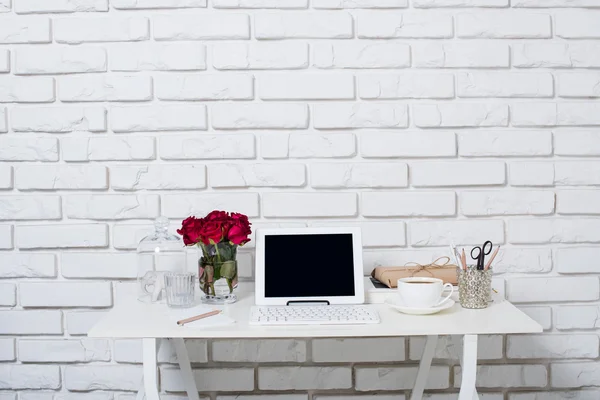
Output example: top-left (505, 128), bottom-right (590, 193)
top-left (397, 277), bottom-right (454, 308)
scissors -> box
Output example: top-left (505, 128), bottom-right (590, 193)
top-left (471, 240), bottom-right (493, 270)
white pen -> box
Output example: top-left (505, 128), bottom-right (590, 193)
top-left (449, 244), bottom-right (460, 267)
top-left (449, 240), bottom-right (464, 268)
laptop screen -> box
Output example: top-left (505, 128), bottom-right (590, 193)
top-left (264, 233), bottom-right (356, 298)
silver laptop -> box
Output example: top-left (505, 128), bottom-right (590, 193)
top-left (250, 227), bottom-right (380, 325)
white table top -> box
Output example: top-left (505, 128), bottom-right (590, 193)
top-left (88, 291), bottom-right (542, 339)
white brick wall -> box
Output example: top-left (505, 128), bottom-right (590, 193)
top-left (0, 1), bottom-right (598, 398)
top-left (18, 339), bottom-right (111, 362)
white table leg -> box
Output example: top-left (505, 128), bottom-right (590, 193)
top-left (410, 335), bottom-right (438, 400)
top-left (172, 338), bottom-right (200, 400)
top-left (143, 338), bottom-right (160, 400)
top-left (135, 386), bottom-right (145, 400)
top-left (458, 335), bottom-right (479, 400)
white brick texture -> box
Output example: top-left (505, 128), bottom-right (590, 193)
top-left (263, 193), bottom-right (357, 217)
top-left (363, 191), bottom-right (455, 217)
top-left (457, 12), bottom-right (551, 39)
top-left (0, 254), bottom-right (56, 278)
top-left (12, 106), bottom-right (106, 132)
top-left (160, 135), bottom-right (254, 160)
top-left (507, 335), bottom-right (599, 359)
top-left (212, 104), bottom-right (308, 129)
top-left (410, 335), bottom-right (503, 361)
top-left (0, 310), bottom-right (62, 334)
top-left (111, 0), bottom-right (206, 9)
top-left (314, 43), bottom-right (410, 69)
top-left (0, 224), bottom-right (13, 249)
top-left (213, 42), bottom-right (308, 70)
top-left (311, 163), bottom-right (407, 188)
top-left (0, 2), bottom-right (598, 398)
top-left (0, 365), bottom-right (60, 389)
top-left (54, 17), bottom-right (149, 44)
top-left (454, 365), bottom-right (547, 388)
top-left (18, 339), bottom-right (111, 362)
top-left (213, 339), bottom-right (306, 362)
top-left (65, 365), bottom-right (142, 391)
top-left (312, 338), bottom-right (405, 362)
top-left (255, 12), bottom-right (352, 39)
top-left (259, 367), bottom-right (352, 390)
top-left (0, 339), bottom-right (15, 361)
top-left (0, 137), bottom-right (58, 161)
top-left (0, 77), bottom-right (55, 102)
top-left (15, 46), bottom-right (107, 75)
top-left (0, 165), bottom-right (12, 189)
top-left (65, 194), bottom-right (160, 220)
top-left (414, 43), bottom-right (509, 68)
top-left (314, 103), bottom-right (408, 129)
top-left (112, 105), bottom-right (206, 132)
top-left (0, 18), bottom-right (51, 44)
top-left (16, 224), bottom-right (108, 249)
top-left (459, 131), bottom-right (552, 157)
top-left (361, 132), bottom-right (456, 158)
top-left (157, 74), bottom-right (253, 101)
top-left (62, 137), bottom-right (156, 162)
top-left (15, 0), bottom-right (109, 13)
top-left (110, 43), bottom-right (205, 71)
top-left (162, 193), bottom-right (259, 218)
top-left (359, 73), bottom-right (454, 99)
top-left (259, 74), bottom-right (353, 100)
top-left (16, 165), bottom-right (107, 190)
top-left (59, 75), bottom-right (152, 102)
top-left (154, 14), bottom-right (250, 40)
top-left (111, 165), bottom-right (206, 190)
top-left (358, 12), bottom-right (452, 38)
top-left (20, 282), bottom-right (112, 307)
top-left (209, 164), bottom-right (305, 188)
top-left (460, 191), bottom-right (555, 216)
top-left (162, 367), bottom-right (254, 391)
top-left (356, 366), bottom-right (449, 390)
top-left (62, 252), bottom-right (137, 278)
top-left (0, 283), bottom-right (16, 306)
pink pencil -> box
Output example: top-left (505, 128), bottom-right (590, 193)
top-left (485, 246), bottom-right (500, 270)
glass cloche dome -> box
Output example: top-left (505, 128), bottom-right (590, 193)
top-left (137, 216), bottom-right (187, 303)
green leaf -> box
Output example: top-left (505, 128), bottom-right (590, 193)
top-left (219, 261), bottom-right (237, 280)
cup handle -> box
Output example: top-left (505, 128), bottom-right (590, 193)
top-left (435, 283), bottom-right (454, 306)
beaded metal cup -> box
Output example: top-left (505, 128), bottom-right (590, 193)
top-left (457, 265), bottom-right (492, 309)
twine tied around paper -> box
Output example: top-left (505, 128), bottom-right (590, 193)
top-left (403, 256), bottom-right (456, 278)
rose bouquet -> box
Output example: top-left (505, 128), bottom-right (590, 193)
top-left (178, 210), bottom-right (251, 303)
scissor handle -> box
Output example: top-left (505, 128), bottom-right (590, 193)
top-left (481, 240), bottom-right (493, 255)
top-left (470, 246), bottom-right (481, 261)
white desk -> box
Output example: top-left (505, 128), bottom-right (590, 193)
top-left (89, 291), bottom-right (542, 400)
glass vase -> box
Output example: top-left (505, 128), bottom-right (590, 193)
top-left (198, 242), bottom-right (238, 304)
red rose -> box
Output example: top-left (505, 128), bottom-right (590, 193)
top-left (227, 213), bottom-right (252, 245)
top-left (177, 217), bottom-right (204, 246)
top-left (199, 220), bottom-right (224, 245)
top-left (205, 210), bottom-right (229, 222)
top-left (230, 212), bottom-right (249, 224)
top-left (228, 222), bottom-right (251, 245)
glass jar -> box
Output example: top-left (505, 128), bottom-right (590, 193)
top-left (137, 217), bottom-right (188, 303)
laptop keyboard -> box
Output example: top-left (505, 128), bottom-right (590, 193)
top-left (249, 305), bottom-right (380, 326)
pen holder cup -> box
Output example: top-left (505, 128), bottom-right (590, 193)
top-left (457, 265), bottom-right (492, 309)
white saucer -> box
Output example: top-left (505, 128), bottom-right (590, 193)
top-left (385, 296), bottom-right (455, 315)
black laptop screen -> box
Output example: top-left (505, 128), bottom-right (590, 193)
top-left (264, 233), bottom-right (356, 298)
